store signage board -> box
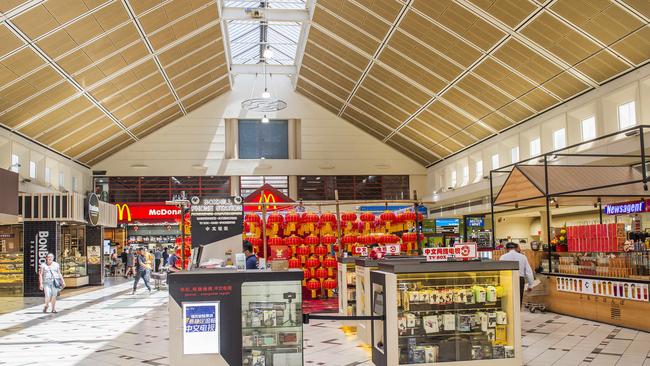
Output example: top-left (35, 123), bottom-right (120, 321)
top-left (354, 246), bottom-right (368, 257)
top-left (182, 301), bottom-right (220, 354)
top-left (243, 184), bottom-right (294, 212)
top-left (115, 202), bottom-right (181, 223)
top-left (603, 201), bottom-right (646, 215)
top-left (87, 193), bottom-right (100, 226)
top-left (23, 221), bottom-right (58, 296)
top-left (424, 243), bottom-right (478, 262)
top-left (466, 217), bottom-right (484, 227)
top-left (190, 196), bottom-right (244, 248)
top-left (556, 276), bottom-right (649, 302)
top-left (435, 218), bottom-right (460, 234)
top-left (385, 244), bottom-right (401, 255)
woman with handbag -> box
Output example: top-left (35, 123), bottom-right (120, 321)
top-left (38, 253), bottom-right (66, 313)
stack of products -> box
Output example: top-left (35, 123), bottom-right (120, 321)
top-left (396, 278), bottom-right (515, 363)
top-left (0, 254), bottom-right (23, 290)
top-left (555, 252), bottom-right (649, 278)
top-left (566, 223), bottom-right (625, 252)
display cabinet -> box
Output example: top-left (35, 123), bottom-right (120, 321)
top-left (61, 256), bottom-right (87, 277)
top-left (0, 253), bottom-right (23, 296)
top-left (370, 260), bottom-right (521, 366)
top-left (337, 257), bottom-right (356, 317)
top-left (549, 251), bottom-right (649, 280)
top-left (241, 280), bottom-right (303, 366)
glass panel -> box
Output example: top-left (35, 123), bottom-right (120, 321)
top-left (396, 270), bottom-right (516, 363)
top-left (239, 120), bottom-right (289, 159)
top-left (383, 175), bottom-right (409, 200)
top-left (242, 280), bottom-right (303, 365)
top-left (581, 116), bottom-right (596, 141)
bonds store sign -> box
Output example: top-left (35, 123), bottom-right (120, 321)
top-left (23, 221), bottom-right (58, 296)
top-left (115, 202), bottom-right (182, 223)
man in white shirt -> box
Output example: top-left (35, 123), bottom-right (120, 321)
top-left (500, 242), bottom-right (534, 305)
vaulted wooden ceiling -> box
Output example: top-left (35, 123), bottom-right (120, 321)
top-left (0, 0), bottom-right (230, 166)
top-left (295, 0), bottom-right (650, 165)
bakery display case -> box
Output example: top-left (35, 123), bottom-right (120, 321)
top-left (61, 256), bottom-right (87, 277)
top-left (0, 253), bottom-right (23, 296)
top-left (370, 260), bottom-right (521, 366)
top-left (241, 280), bottom-right (303, 366)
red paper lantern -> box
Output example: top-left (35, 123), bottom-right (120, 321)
top-left (360, 234), bottom-right (376, 245)
top-left (296, 244), bottom-right (310, 262)
top-left (333, 242), bottom-right (340, 253)
top-left (314, 244), bottom-right (328, 260)
top-left (315, 266), bottom-right (328, 284)
top-left (380, 211), bottom-right (397, 231)
top-left (302, 267), bottom-right (311, 286)
top-left (288, 256), bottom-right (301, 269)
top-left (248, 237), bottom-right (263, 254)
top-left (302, 212), bottom-right (320, 234)
top-left (304, 235), bottom-right (319, 254)
top-left (307, 278), bottom-right (320, 299)
top-left (285, 212), bottom-right (301, 234)
top-left (342, 234), bottom-right (357, 253)
top-left (321, 234), bottom-right (336, 252)
top-left (285, 235), bottom-right (302, 247)
top-left (381, 234), bottom-right (399, 244)
top-left (305, 255), bottom-right (320, 276)
top-left (268, 237), bottom-right (283, 246)
top-left (323, 255), bottom-right (337, 277)
top-left (360, 212), bottom-right (375, 233)
top-left (245, 213), bottom-right (261, 224)
top-left (323, 277), bottom-right (337, 297)
top-left (341, 212), bottom-right (357, 234)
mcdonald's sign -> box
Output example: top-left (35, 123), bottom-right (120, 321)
top-left (244, 183), bottom-right (293, 212)
top-left (115, 202), bottom-right (182, 223)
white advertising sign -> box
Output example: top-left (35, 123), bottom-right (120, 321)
top-left (182, 302), bottom-right (220, 354)
top-left (354, 246), bottom-right (368, 257)
top-left (385, 243), bottom-right (401, 256)
top-left (556, 277), bottom-right (649, 302)
top-left (424, 243), bottom-right (478, 262)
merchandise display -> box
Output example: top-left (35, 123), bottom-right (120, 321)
top-left (370, 261), bottom-right (521, 366)
top-left (241, 280), bottom-right (303, 365)
top-left (61, 256), bottom-right (88, 278)
top-left (336, 257), bottom-right (356, 316)
top-left (0, 253), bottom-right (23, 295)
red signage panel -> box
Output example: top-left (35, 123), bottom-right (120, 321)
top-left (115, 202), bottom-right (181, 223)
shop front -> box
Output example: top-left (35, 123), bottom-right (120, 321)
top-left (114, 202), bottom-right (182, 251)
top-left (0, 168), bottom-right (21, 296)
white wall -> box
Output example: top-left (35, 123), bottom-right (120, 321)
top-left (427, 63), bottom-right (650, 206)
top-left (93, 74), bottom-right (426, 187)
top-left (0, 128), bottom-right (91, 195)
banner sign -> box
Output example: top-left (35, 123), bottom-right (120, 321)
top-left (23, 221), bottom-right (59, 296)
top-left (87, 193), bottom-right (100, 226)
top-left (115, 202), bottom-right (181, 223)
top-left (604, 201), bottom-right (646, 215)
top-left (190, 196), bottom-right (244, 248)
top-left (183, 302), bottom-right (220, 354)
top-left (243, 184), bottom-right (294, 212)
top-left (424, 243), bottom-right (478, 262)
top-left (556, 276), bottom-right (649, 302)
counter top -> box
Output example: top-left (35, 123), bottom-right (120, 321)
top-left (377, 259), bottom-right (519, 273)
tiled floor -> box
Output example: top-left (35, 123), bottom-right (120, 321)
top-left (0, 280), bottom-right (648, 366)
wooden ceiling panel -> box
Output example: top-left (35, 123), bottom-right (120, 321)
top-left (387, 134), bottom-right (437, 164)
top-left (542, 71), bottom-right (589, 99)
top-left (441, 87), bottom-right (492, 120)
top-left (0, 1), bottom-right (27, 13)
top-left (353, 0), bottom-right (403, 23)
top-left (499, 102), bottom-right (534, 122)
top-left (296, 79), bottom-right (345, 111)
top-left (457, 73), bottom-right (511, 109)
top-left (521, 12), bottom-right (600, 66)
top-left (416, 111), bottom-right (462, 136)
top-left (62, 124), bottom-right (124, 156)
top-left (183, 76), bottom-right (229, 106)
top-left (79, 134), bottom-right (133, 164)
top-left (312, 9), bottom-right (380, 55)
top-left (465, 123), bottom-right (494, 141)
top-left (493, 38), bottom-right (561, 84)
top-left (3, 82), bottom-right (77, 128)
top-left (300, 55), bottom-right (356, 91)
top-left (400, 125), bottom-right (436, 148)
top-left (2, 48), bottom-right (46, 78)
top-left (63, 9), bottom-right (115, 46)
top-left (406, 119), bottom-right (444, 144)
top-left (378, 47), bottom-right (447, 93)
top-left (36, 107), bottom-right (105, 145)
top-left (401, 11), bottom-right (482, 67)
top-left (1, 107), bottom-right (34, 129)
top-left (468, 0), bottom-right (538, 28)
top-left (342, 108), bottom-right (392, 137)
top-left (427, 100), bottom-right (476, 129)
top-left (0, 64), bottom-right (18, 86)
top-left (43, 0), bottom-right (95, 25)
top-left (389, 31), bottom-right (463, 82)
top-left (176, 68), bottom-right (228, 99)
top-left (130, 0), bottom-right (161, 15)
top-left (302, 41), bottom-right (364, 81)
top-left (11, 4), bottom-right (61, 39)
top-left (621, 0), bottom-right (650, 18)
top-left (473, 57), bottom-right (535, 98)
top-left (307, 28), bottom-right (369, 70)
top-left (518, 87), bottom-right (558, 112)
top-left (482, 112), bottom-right (514, 131)
top-left (185, 86), bottom-right (228, 113)
top-left (317, 0), bottom-right (391, 40)
top-left (550, 0), bottom-right (643, 45)
top-left (299, 66), bottom-right (351, 100)
top-left (367, 64), bottom-right (431, 104)
top-left (169, 58), bottom-right (225, 89)
top-left (611, 26), bottom-right (650, 66)
top-left (575, 50), bottom-right (630, 83)
top-left (50, 116), bottom-right (114, 150)
top-left (36, 29), bottom-right (79, 59)
top-left (161, 42), bottom-right (225, 77)
top-left (355, 86), bottom-right (410, 121)
top-left (446, 129), bottom-right (476, 147)
top-left (0, 25), bottom-right (24, 58)
top-left (297, 86), bottom-right (341, 115)
top-left (20, 97), bottom-right (96, 138)
top-left (130, 106), bottom-right (183, 136)
top-left (412, 0), bottom-right (505, 51)
top-left (349, 96), bottom-right (401, 129)
top-left (361, 76), bottom-right (420, 114)
top-left (1, 80), bottom-right (38, 112)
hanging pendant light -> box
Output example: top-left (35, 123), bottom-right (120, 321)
top-left (241, 61), bottom-right (287, 112)
top-left (261, 115), bottom-right (270, 123)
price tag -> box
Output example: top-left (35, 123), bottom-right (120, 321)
top-left (385, 244), bottom-right (400, 255)
top-left (354, 246), bottom-right (368, 257)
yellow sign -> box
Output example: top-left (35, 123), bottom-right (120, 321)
top-left (115, 204), bottom-right (132, 222)
top-left (258, 192), bottom-right (278, 210)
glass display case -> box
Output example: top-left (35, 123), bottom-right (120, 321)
top-left (0, 253), bottom-right (23, 296)
top-left (337, 257), bottom-right (356, 316)
top-left (370, 260), bottom-right (521, 366)
top-left (550, 251), bottom-right (650, 280)
top-left (61, 256), bottom-right (87, 277)
top-left (241, 280), bottom-right (303, 366)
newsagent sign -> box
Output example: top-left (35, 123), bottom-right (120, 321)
top-left (190, 196), bottom-right (244, 247)
top-left (603, 200), bottom-right (647, 215)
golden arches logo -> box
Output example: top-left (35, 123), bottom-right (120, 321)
top-left (258, 193), bottom-right (277, 210)
top-left (115, 204), bottom-right (132, 222)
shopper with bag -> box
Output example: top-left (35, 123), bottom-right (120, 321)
top-left (38, 253), bottom-right (65, 313)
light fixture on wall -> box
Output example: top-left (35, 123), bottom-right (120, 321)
top-left (261, 115), bottom-right (270, 123)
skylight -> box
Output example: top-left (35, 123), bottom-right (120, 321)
top-left (228, 20), bottom-right (301, 65)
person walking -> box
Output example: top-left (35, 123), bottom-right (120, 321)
top-left (243, 241), bottom-right (258, 270)
top-left (162, 248), bottom-right (169, 270)
top-left (500, 242), bottom-right (534, 305)
top-left (154, 248), bottom-right (162, 272)
top-left (124, 248), bottom-right (135, 278)
top-left (168, 250), bottom-right (180, 272)
top-left (109, 249), bottom-right (118, 276)
top-left (132, 248), bottom-right (152, 294)
top-left (38, 253), bottom-right (65, 313)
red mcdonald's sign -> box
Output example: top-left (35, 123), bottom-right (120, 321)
top-left (115, 202), bottom-right (182, 223)
top-left (244, 184), bottom-right (294, 212)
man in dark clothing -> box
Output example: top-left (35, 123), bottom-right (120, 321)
top-left (162, 248), bottom-right (169, 269)
top-left (132, 248), bottom-right (152, 294)
top-left (120, 248), bottom-right (127, 265)
top-left (243, 241), bottom-right (258, 270)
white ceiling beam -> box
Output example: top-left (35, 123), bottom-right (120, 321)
top-left (220, 7), bottom-right (309, 22)
top-left (292, 0), bottom-right (316, 88)
top-left (230, 64), bottom-right (296, 74)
